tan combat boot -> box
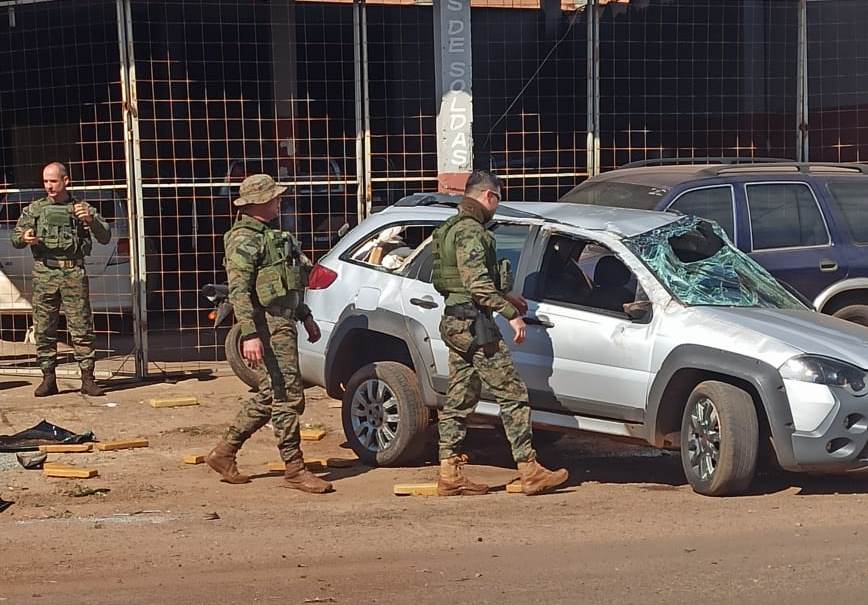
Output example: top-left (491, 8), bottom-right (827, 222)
top-left (206, 440), bottom-right (251, 484)
top-left (34, 370), bottom-right (58, 397)
top-left (517, 456), bottom-right (569, 495)
top-left (283, 458), bottom-right (334, 493)
top-left (437, 454), bottom-right (489, 496)
top-left (80, 368), bottom-right (105, 396)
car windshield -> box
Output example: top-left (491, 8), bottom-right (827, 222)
top-left (624, 216), bottom-right (805, 309)
top-left (559, 180), bottom-right (670, 209)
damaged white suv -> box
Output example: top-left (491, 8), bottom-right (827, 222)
top-left (299, 194), bottom-right (868, 496)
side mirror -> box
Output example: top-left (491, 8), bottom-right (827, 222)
top-left (623, 300), bottom-right (652, 323)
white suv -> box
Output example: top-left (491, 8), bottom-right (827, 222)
top-left (299, 194), bottom-right (868, 496)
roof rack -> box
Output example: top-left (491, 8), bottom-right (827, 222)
top-left (697, 162), bottom-right (868, 176)
top-left (620, 157), bottom-right (793, 169)
top-left (393, 193), bottom-right (461, 207)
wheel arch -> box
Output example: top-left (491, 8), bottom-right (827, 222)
top-left (814, 279), bottom-right (868, 314)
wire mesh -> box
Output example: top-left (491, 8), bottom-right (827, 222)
top-left (0, 0), bottom-right (133, 378)
top-left (471, 4), bottom-right (589, 202)
top-left (598, 0), bottom-right (800, 171)
top-left (807, 0), bottom-right (868, 163)
top-left (130, 0), bottom-right (359, 375)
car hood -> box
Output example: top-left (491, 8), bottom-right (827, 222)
top-left (697, 307), bottom-right (868, 369)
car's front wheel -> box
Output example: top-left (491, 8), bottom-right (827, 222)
top-left (342, 362), bottom-right (430, 466)
top-left (680, 380), bottom-right (758, 496)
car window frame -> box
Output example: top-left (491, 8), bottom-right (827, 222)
top-left (744, 180), bottom-right (831, 252)
top-left (529, 230), bottom-right (642, 321)
top-left (339, 219), bottom-right (443, 277)
top-left (665, 184), bottom-right (737, 245)
top-left (397, 219), bottom-right (537, 285)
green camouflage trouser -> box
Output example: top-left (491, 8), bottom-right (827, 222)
top-left (438, 316), bottom-right (535, 463)
top-left (224, 311), bottom-right (306, 462)
top-left (31, 262), bottom-right (96, 372)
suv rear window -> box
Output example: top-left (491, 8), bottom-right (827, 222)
top-left (826, 179), bottom-right (868, 244)
top-left (560, 181), bottom-right (669, 209)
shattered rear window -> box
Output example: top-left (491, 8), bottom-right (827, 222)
top-left (624, 216), bottom-right (805, 309)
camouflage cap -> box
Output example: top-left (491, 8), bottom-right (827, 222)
top-left (233, 173), bottom-right (288, 207)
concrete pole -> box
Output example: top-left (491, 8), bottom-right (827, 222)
top-left (434, 0), bottom-right (473, 193)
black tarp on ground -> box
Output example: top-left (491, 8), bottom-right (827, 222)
top-left (0, 420), bottom-right (94, 452)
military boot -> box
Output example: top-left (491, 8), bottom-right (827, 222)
top-left (517, 456), bottom-right (569, 495)
top-left (80, 368), bottom-right (105, 396)
top-left (282, 457), bottom-right (333, 493)
top-left (34, 370), bottom-right (58, 397)
top-left (206, 440), bottom-right (250, 484)
top-left (437, 454), bottom-right (489, 496)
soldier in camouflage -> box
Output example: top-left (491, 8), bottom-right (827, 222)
top-left (432, 170), bottom-right (568, 496)
top-left (206, 173), bottom-right (333, 494)
top-left (11, 162), bottom-right (111, 397)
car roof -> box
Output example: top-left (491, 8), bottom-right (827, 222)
top-left (382, 194), bottom-right (681, 238)
top-left (580, 162), bottom-right (868, 189)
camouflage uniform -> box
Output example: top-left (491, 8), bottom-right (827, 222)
top-left (10, 196), bottom-right (111, 372)
top-left (221, 213), bottom-right (312, 463)
top-left (433, 197), bottom-right (535, 464)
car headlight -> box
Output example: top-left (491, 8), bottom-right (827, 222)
top-left (780, 355), bottom-right (867, 397)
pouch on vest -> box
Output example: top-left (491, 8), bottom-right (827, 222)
top-left (496, 258), bottom-right (513, 292)
top-left (255, 264), bottom-right (288, 307)
top-left (37, 204), bottom-right (77, 254)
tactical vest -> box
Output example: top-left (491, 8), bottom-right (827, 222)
top-left (35, 201), bottom-right (91, 259)
top-left (227, 220), bottom-right (308, 309)
top-left (432, 213), bottom-right (513, 300)
top-left (432, 214), bottom-right (473, 297)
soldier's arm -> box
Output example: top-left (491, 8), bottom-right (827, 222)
top-left (454, 224), bottom-right (519, 320)
top-left (11, 203), bottom-right (36, 249)
top-left (86, 205), bottom-right (112, 245)
top-left (224, 232), bottom-right (261, 338)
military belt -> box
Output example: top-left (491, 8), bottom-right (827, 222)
top-left (39, 258), bottom-right (84, 269)
top-left (444, 304), bottom-right (480, 320)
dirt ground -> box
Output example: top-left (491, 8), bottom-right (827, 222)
top-left (2, 369), bottom-right (868, 605)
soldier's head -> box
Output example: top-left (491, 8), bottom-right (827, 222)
top-left (464, 169), bottom-right (502, 213)
top-left (234, 173), bottom-right (287, 222)
top-left (43, 162), bottom-right (70, 202)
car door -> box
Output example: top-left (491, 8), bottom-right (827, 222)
top-left (743, 181), bottom-right (848, 300)
top-left (510, 228), bottom-right (655, 420)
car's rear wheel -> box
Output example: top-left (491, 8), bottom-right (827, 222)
top-left (342, 362), bottom-right (430, 466)
top-left (680, 380), bottom-right (758, 497)
top-left (832, 304), bottom-right (868, 328)
top-left (225, 323), bottom-right (260, 391)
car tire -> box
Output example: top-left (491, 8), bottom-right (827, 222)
top-left (342, 361), bottom-right (430, 467)
top-left (225, 323), bottom-right (260, 391)
top-left (680, 380), bottom-right (758, 497)
top-left (832, 304), bottom-right (868, 328)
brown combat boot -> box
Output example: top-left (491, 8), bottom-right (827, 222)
top-left (80, 368), bottom-right (105, 396)
top-left (517, 456), bottom-right (569, 495)
top-left (34, 371), bottom-right (58, 397)
top-left (282, 457), bottom-right (333, 493)
top-left (437, 454), bottom-right (489, 496)
top-left (206, 440), bottom-right (251, 484)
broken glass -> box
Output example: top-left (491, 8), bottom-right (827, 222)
top-left (624, 216), bottom-right (805, 309)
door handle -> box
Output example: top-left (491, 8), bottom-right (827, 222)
top-left (409, 297), bottom-right (438, 310)
top-left (524, 315), bottom-right (554, 328)
top-left (819, 259), bottom-right (838, 273)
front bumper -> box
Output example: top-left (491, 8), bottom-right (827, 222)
top-left (774, 380), bottom-right (868, 472)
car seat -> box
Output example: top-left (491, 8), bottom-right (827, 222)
top-left (587, 256), bottom-right (635, 313)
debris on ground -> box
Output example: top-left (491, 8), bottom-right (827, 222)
top-left (183, 454), bottom-right (206, 464)
top-left (43, 463), bottom-right (99, 479)
top-left (0, 420), bottom-right (94, 453)
top-left (300, 424), bottom-right (327, 441)
top-left (148, 396), bottom-right (199, 408)
top-left (16, 452), bottom-right (48, 469)
top-left (393, 483), bottom-right (439, 497)
top-left (203, 511), bottom-right (220, 520)
top-left (38, 444), bottom-right (92, 453)
top-left (63, 485), bottom-right (111, 498)
top-left (506, 480), bottom-right (523, 494)
top-left (0, 497), bottom-right (12, 513)
top-left (96, 439), bottom-right (149, 451)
